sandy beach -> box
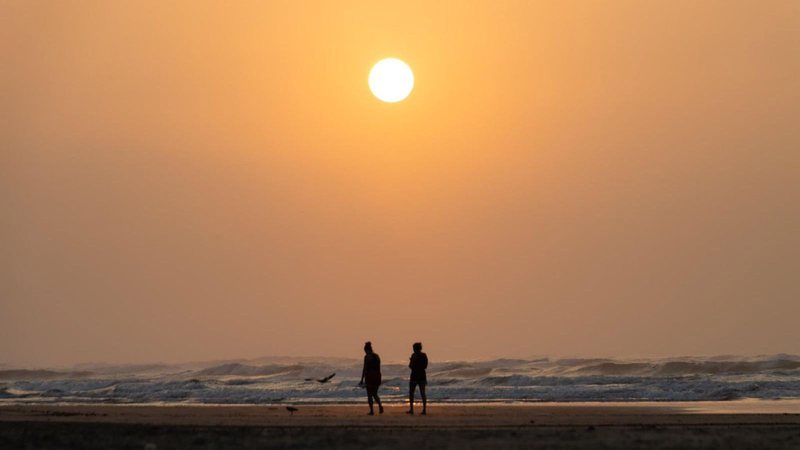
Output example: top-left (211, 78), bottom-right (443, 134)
top-left (2, 401), bottom-right (800, 449)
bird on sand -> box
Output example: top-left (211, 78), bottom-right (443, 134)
top-left (286, 406), bottom-right (298, 415)
top-left (304, 373), bottom-right (335, 383)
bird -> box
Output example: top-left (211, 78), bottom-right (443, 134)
top-left (304, 373), bottom-right (336, 383)
top-left (286, 406), bottom-right (298, 415)
top-left (316, 373), bottom-right (335, 383)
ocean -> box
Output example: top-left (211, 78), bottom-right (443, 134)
top-left (2, 355), bottom-right (800, 404)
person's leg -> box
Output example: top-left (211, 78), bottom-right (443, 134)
top-left (407, 381), bottom-right (416, 414)
top-left (367, 390), bottom-right (374, 415)
top-left (420, 384), bottom-right (427, 414)
top-left (374, 391), bottom-right (384, 414)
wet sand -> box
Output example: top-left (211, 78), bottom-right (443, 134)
top-left (2, 402), bottom-right (800, 449)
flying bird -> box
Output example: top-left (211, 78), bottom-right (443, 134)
top-left (317, 373), bottom-right (335, 383)
top-left (304, 373), bottom-right (336, 383)
top-left (286, 406), bottom-right (298, 415)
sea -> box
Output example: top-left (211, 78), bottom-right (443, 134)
top-left (2, 355), bottom-right (800, 405)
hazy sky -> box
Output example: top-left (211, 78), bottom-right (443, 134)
top-left (2, 1), bottom-right (799, 367)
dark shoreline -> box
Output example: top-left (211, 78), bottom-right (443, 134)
top-left (2, 403), bottom-right (800, 449)
top-left (4, 421), bottom-right (800, 450)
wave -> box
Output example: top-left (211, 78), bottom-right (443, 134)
top-left (196, 363), bottom-right (306, 377)
top-left (572, 359), bottom-right (800, 377)
top-left (1, 355), bottom-right (799, 404)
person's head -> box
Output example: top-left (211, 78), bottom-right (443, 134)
top-left (413, 342), bottom-right (422, 353)
top-left (364, 341), bottom-right (373, 354)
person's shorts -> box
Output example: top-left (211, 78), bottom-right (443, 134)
top-left (410, 377), bottom-right (427, 390)
top-left (365, 371), bottom-right (381, 395)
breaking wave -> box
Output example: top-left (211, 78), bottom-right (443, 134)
top-left (1, 355), bottom-right (799, 404)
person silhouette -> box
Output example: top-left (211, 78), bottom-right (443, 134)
top-left (406, 342), bottom-right (428, 415)
top-left (358, 341), bottom-right (384, 415)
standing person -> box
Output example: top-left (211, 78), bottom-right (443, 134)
top-left (407, 342), bottom-right (428, 415)
top-left (358, 341), bottom-right (384, 415)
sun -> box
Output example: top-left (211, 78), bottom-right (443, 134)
top-left (369, 58), bottom-right (414, 103)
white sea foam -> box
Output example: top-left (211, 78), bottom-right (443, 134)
top-left (1, 355), bottom-right (799, 404)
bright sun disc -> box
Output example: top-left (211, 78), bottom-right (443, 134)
top-left (369, 58), bottom-right (414, 103)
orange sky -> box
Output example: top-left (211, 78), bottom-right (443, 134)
top-left (2, 1), bottom-right (799, 366)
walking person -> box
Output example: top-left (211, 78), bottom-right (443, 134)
top-left (358, 341), bottom-right (384, 415)
top-left (406, 342), bottom-right (428, 415)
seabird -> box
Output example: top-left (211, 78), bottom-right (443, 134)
top-left (304, 373), bottom-right (336, 383)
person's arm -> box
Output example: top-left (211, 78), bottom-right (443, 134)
top-left (409, 354), bottom-right (414, 369)
top-left (360, 356), bottom-right (366, 385)
top-left (422, 354), bottom-right (428, 370)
